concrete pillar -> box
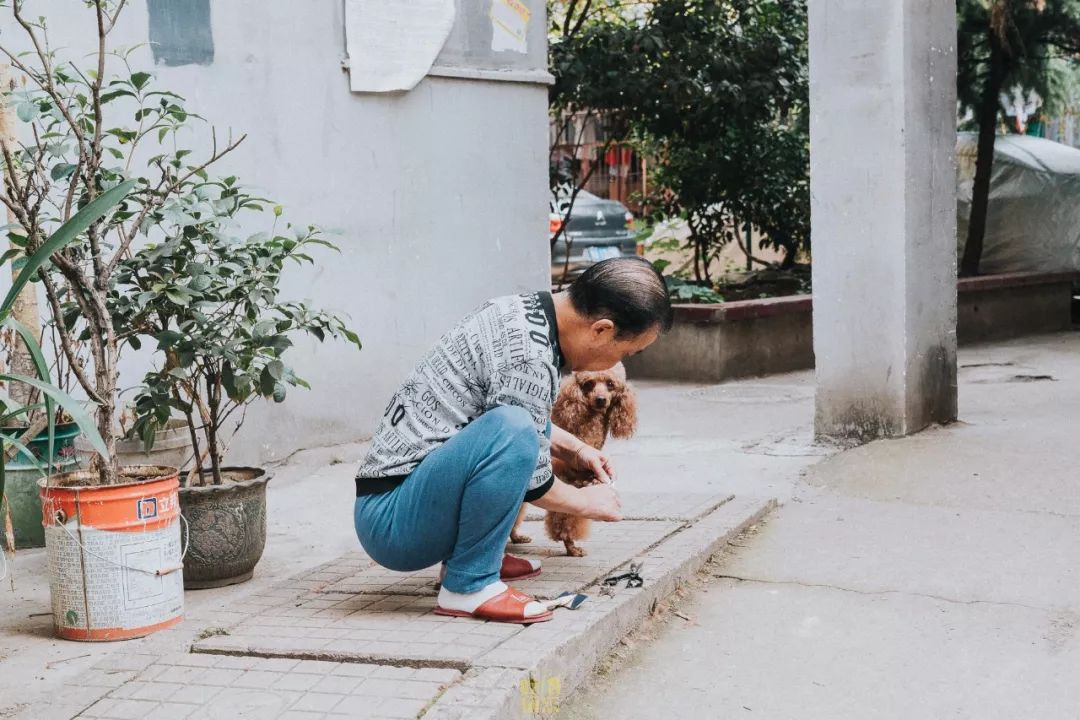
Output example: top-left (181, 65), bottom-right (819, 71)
top-left (809, 0), bottom-right (958, 440)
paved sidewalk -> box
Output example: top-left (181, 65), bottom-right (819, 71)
top-left (29, 493), bottom-right (769, 720)
top-left (3, 365), bottom-right (824, 719)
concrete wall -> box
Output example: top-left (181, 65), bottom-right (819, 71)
top-left (626, 273), bottom-right (1076, 383)
top-left (624, 298), bottom-right (814, 384)
top-left (0, 1), bottom-right (551, 464)
top-left (957, 273), bottom-right (1076, 345)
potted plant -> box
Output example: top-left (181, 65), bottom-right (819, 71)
top-left (0, 0), bottom-right (243, 640)
top-left (0, 195), bottom-right (116, 557)
top-left (0, 407), bottom-right (80, 548)
top-left (123, 182), bottom-right (361, 588)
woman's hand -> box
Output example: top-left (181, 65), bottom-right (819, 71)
top-left (577, 483), bottom-right (622, 521)
top-left (550, 424), bottom-right (618, 484)
top-left (569, 444), bottom-right (617, 485)
top-left (531, 476), bottom-right (623, 522)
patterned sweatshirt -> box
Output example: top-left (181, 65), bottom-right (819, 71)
top-left (355, 292), bottom-right (563, 501)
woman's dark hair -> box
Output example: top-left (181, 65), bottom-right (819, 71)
top-left (568, 257), bottom-right (673, 337)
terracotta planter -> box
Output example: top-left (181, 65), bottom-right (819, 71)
top-left (179, 467), bottom-right (270, 589)
top-left (39, 466), bottom-right (184, 641)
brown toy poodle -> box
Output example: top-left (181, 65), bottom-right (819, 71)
top-left (509, 362), bottom-right (637, 556)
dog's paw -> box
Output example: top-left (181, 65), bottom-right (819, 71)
top-left (565, 545), bottom-right (587, 557)
top-left (510, 533), bottom-right (533, 544)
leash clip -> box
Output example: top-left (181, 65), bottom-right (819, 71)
top-left (602, 561), bottom-right (644, 589)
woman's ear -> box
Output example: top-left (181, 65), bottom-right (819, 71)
top-left (609, 383), bottom-right (638, 439)
top-left (590, 318), bottom-right (616, 340)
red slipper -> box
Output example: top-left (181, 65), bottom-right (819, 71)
top-left (434, 587), bottom-right (553, 624)
top-left (501, 553), bottom-right (541, 581)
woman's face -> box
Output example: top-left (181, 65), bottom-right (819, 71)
top-left (570, 321), bottom-right (659, 372)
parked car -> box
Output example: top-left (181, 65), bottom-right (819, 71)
top-left (550, 189), bottom-right (638, 279)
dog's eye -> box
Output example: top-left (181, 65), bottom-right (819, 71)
top-left (606, 381), bottom-right (615, 391)
top-left (582, 381), bottom-right (595, 392)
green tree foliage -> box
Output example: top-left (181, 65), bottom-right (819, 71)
top-left (550, 0), bottom-right (809, 281)
top-left (957, 0), bottom-right (1080, 276)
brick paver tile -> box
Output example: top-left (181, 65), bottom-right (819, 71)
top-left (98, 698), bottom-right (161, 720)
top-left (90, 654), bottom-right (159, 673)
top-left (31, 703), bottom-right (91, 720)
top-left (73, 669), bottom-right (139, 689)
top-left (412, 667), bottom-right (462, 684)
top-left (138, 665), bottom-right (201, 684)
top-left (256, 657), bottom-right (302, 673)
top-left (330, 664), bottom-right (377, 678)
top-left (368, 696), bottom-right (434, 718)
top-left (191, 667), bottom-right (245, 686)
top-left (109, 681), bottom-right (185, 702)
top-left (328, 696), bottom-right (386, 719)
top-left (42, 684), bottom-right (107, 711)
top-left (295, 660), bottom-right (342, 674)
top-left (354, 678), bottom-right (414, 698)
top-left (310, 674), bottom-right (363, 694)
top-left (158, 653), bottom-right (218, 668)
top-left (148, 703), bottom-right (195, 720)
top-left (77, 699), bottom-right (118, 719)
top-left (276, 671), bottom-right (324, 692)
top-left (364, 666), bottom-right (416, 681)
top-left (393, 680), bottom-right (445, 699)
top-left (231, 669), bottom-right (285, 689)
top-left (210, 655), bottom-right (261, 670)
top-left (201, 687), bottom-right (299, 717)
top-left (291, 692), bottom-right (345, 713)
top-left (166, 680), bottom-right (223, 705)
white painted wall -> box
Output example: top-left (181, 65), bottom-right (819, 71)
top-left (0, 1), bottom-right (551, 464)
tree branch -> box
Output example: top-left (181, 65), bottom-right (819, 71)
top-left (563, 0), bottom-right (579, 38)
top-left (107, 0), bottom-right (128, 31)
top-left (570, 0), bottom-right (594, 38)
top-left (104, 130), bottom-right (247, 278)
top-left (9, 3), bottom-right (88, 153)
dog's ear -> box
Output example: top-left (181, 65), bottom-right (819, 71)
top-left (609, 381), bottom-right (638, 439)
top-left (553, 376), bottom-right (590, 431)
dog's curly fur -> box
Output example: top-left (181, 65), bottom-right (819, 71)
top-left (510, 363), bottom-right (637, 556)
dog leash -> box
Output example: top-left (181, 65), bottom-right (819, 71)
top-left (602, 560), bottom-right (644, 592)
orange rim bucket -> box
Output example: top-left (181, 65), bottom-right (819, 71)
top-left (39, 466), bottom-right (185, 641)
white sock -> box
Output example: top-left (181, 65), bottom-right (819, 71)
top-left (438, 580), bottom-right (547, 617)
top-left (439, 556), bottom-right (541, 582)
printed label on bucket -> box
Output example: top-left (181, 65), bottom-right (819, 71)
top-left (45, 519), bottom-right (184, 639)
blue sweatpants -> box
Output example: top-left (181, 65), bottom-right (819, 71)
top-left (354, 406), bottom-right (543, 593)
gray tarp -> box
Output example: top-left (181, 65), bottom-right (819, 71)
top-left (957, 132), bottom-right (1080, 274)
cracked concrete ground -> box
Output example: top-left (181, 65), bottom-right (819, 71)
top-left (563, 332), bottom-right (1080, 720)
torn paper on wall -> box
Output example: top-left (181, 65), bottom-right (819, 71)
top-left (344, 0), bottom-right (455, 93)
top-left (490, 0), bottom-right (529, 54)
